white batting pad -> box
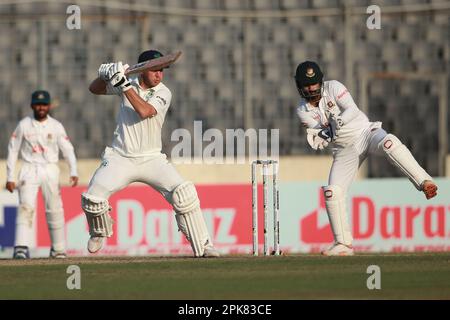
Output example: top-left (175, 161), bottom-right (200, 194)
top-left (379, 134), bottom-right (432, 190)
top-left (172, 181), bottom-right (200, 212)
top-left (81, 193), bottom-right (113, 237)
top-left (175, 210), bottom-right (211, 257)
top-left (323, 185), bottom-right (353, 246)
top-left (172, 182), bottom-right (211, 257)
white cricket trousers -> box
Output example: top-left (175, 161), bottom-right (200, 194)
top-left (328, 127), bottom-right (385, 192)
top-left (328, 126), bottom-right (430, 192)
top-left (16, 162), bottom-right (65, 251)
top-left (86, 147), bottom-right (184, 203)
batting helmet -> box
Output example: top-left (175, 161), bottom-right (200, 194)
top-left (294, 61), bottom-right (324, 101)
top-left (138, 49), bottom-right (164, 63)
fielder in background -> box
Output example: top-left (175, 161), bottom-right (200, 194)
top-left (6, 90), bottom-right (78, 259)
top-left (295, 61), bottom-right (438, 256)
top-left (84, 50), bottom-right (219, 258)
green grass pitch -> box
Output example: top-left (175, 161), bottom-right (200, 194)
top-left (1, 253), bottom-right (449, 299)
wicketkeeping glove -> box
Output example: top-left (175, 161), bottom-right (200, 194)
top-left (306, 127), bottom-right (333, 150)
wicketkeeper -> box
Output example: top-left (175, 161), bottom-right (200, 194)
top-left (295, 61), bottom-right (438, 256)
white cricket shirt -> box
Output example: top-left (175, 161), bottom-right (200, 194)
top-left (296, 80), bottom-right (371, 147)
top-left (108, 78), bottom-right (172, 158)
top-left (7, 115), bottom-right (78, 182)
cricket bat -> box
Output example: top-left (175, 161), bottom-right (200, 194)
top-left (125, 51), bottom-right (182, 76)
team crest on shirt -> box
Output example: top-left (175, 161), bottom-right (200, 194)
top-left (47, 133), bottom-right (53, 140)
top-left (144, 89), bottom-right (155, 101)
top-left (327, 101), bottom-right (335, 109)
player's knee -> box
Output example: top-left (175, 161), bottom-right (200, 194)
top-left (379, 134), bottom-right (402, 154)
top-left (17, 204), bottom-right (35, 226)
top-left (172, 182), bottom-right (203, 241)
top-left (171, 181), bottom-right (200, 215)
top-left (81, 192), bottom-right (110, 216)
top-left (46, 213), bottom-right (64, 230)
top-left (323, 185), bottom-right (344, 201)
top-left (46, 197), bottom-right (63, 214)
top-left (45, 200), bottom-right (64, 228)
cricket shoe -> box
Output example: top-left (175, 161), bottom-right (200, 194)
top-left (202, 240), bottom-right (220, 258)
top-left (87, 236), bottom-right (105, 253)
top-left (13, 246), bottom-right (30, 259)
top-left (422, 180), bottom-right (437, 200)
top-left (50, 248), bottom-right (67, 259)
top-left (87, 214), bottom-right (113, 253)
top-left (321, 243), bottom-right (354, 256)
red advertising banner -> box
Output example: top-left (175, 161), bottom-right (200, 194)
top-left (0, 178), bottom-right (446, 257)
top-left (296, 187), bottom-right (450, 253)
top-left (35, 184), bottom-right (258, 256)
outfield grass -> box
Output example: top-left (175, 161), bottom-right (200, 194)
top-left (0, 253), bottom-right (449, 299)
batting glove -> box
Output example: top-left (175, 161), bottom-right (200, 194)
top-left (98, 63), bottom-right (114, 81)
top-left (106, 82), bottom-right (123, 96)
top-left (108, 61), bottom-right (132, 92)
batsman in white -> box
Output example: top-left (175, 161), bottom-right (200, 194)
top-left (295, 61), bottom-right (438, 256)
top-left (6, 90), bottom-right (79, 259)
top-left (84, 50), bottom-right (219, 257)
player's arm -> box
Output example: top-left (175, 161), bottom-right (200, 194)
top-left (89, 63), bottom-right (116, 95)
top-left (127, 88), bottom-right (171, 119)
top-left (296, 107), bottom-right (321, 129)
top-left (330, 80), bottom-right (361, 126)
top-left (6, 123), bottom-right (24, 192)
top-left (105, 61), bottom-right (159, 119)
top-left (297, 107), bottom-right (330, 150)
top-left (124, 89), bottom-right (158, 119)
top-left (89, 77), bottom-right (107, 95)
top-left (56, 124), bottom-right (78, 186)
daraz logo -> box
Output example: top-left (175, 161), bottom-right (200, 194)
top-left (300, 189), bottom-right (333, 243)
top-left (300, 189), bottom-right (450, 244)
